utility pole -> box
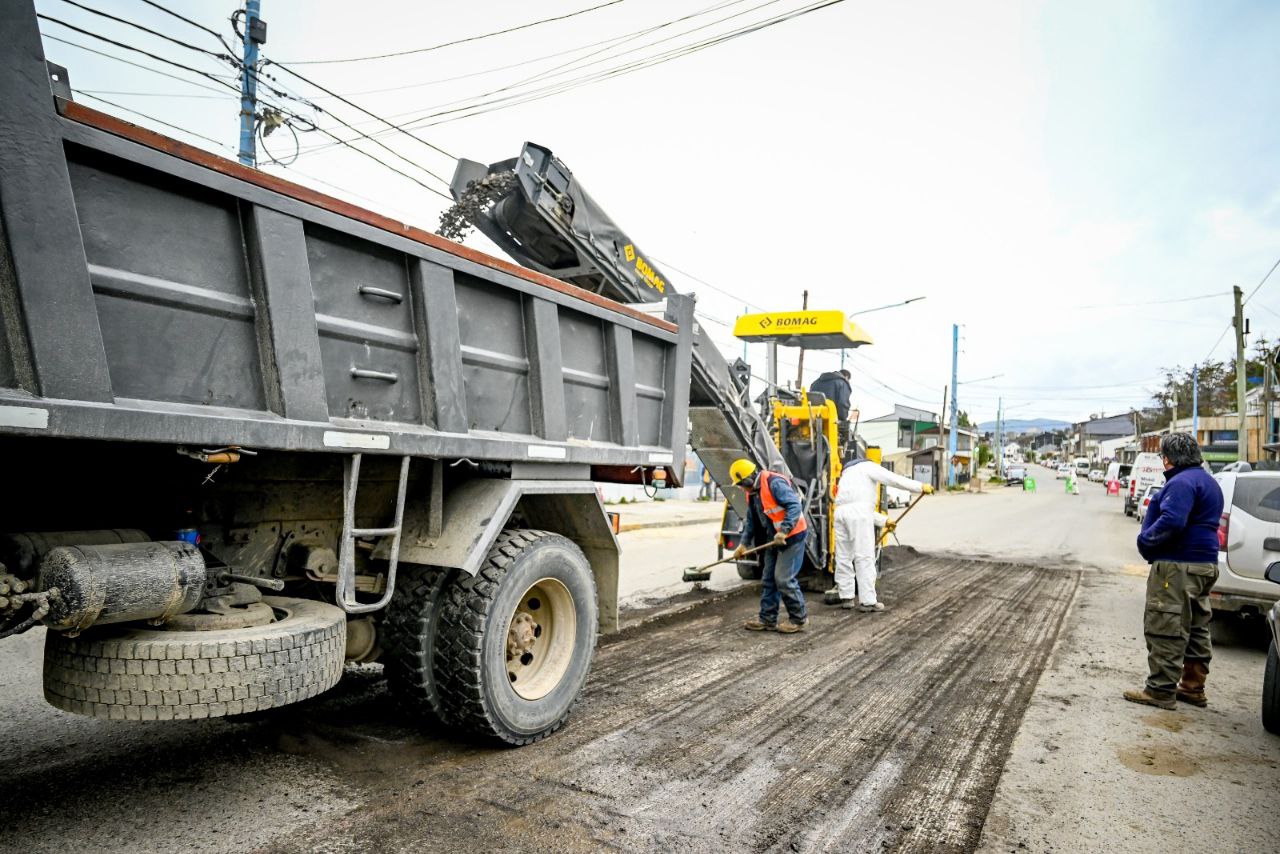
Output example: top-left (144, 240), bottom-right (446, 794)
top-left (996, 397), bottom-right (1003, 479)
top-left (1171, 385), bottom-right (1177, 432)
top-left (947, 323), bottom-right (959, 488)
top-left (1233, 284), bottom-right (1248, 464)
top-left (794, 289), bottom-right (809, 389)
top-left (1192, 365), bottom-right (1199, 441)
top-left (1263, 355), bottom-right (1272, 452)
top-left (939, 385), bottom-right (947, 449)
top-left (238, 1), bottom-right (265, 167)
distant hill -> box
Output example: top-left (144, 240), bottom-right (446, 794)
top-left (975, 418), bottom-right (1071, 433)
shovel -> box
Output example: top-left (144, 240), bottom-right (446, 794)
top-left (682, 541), bottom-right (775, 583)
top-left (880, 492), bottom-right (926, 547)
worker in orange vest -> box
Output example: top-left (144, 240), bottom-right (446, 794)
top-left (729, 458), bottom-right (809, 633)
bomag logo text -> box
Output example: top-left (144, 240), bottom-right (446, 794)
top-left (633, 255), bottom-right (667, 294)
top-left (767, 317), bottom-right (819, 328)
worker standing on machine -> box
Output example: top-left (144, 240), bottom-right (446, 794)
top-left (730, 459), bottom-right (810, 634)
top-left (830, 455), bottom-right (933, 612)
top-left (810, 369), bottom-right (853, 453)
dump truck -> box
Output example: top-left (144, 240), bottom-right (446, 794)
top-left (0, 0), bottom-right (695, 745)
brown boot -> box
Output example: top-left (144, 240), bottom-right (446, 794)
top-left (1122, 687), bottom-right (1176, 710)
top-left (1176, 660), bottom-right (1209, 707)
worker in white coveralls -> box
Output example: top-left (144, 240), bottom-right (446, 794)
top-left (828, 456), bottom-right (933, 612)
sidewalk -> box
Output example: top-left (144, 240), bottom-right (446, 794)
top-left (611, 498), bottom-right (724, 532)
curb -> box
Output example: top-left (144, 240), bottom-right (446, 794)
top-left (616, 516), bottom-right (722, 533)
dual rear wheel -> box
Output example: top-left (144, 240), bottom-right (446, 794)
top-left (383, 529), bottom-right (598, 746)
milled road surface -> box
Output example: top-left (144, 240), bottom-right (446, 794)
top-left (4, 470), bottom-right (1274, 852)
top-left (0, 553), bottom-right (1078, 853)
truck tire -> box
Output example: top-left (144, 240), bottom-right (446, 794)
top-left (42, 596), bottom-right (345, 721)
top-left (1264, 640), bottom-right (1280, 735)
top-left (736, 560), bottom-right (763, 581)
top-left (434, 529), bottom-right (597, 746)
top-left (382, 563), bottom-right (453, 725)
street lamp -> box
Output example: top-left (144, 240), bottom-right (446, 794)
top-left (840, 297), bottom-right (927, 369)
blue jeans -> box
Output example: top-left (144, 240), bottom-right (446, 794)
top-left (759, 532), bottom-right (808, 625)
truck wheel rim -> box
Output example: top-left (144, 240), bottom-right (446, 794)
top-left (505, 577), bottom-right (576, 701)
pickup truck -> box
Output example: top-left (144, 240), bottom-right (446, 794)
top-left (0, 1), bottom-right (693, 745)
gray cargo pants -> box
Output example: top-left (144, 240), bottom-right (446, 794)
top-left (1144, 559), bottom-right (1217, 696)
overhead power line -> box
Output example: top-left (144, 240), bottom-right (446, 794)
top-left (1244, 254), bottom-right (1280, 304)
top-left (278, 0), bottom-right (630, 65)
top-left (40, 33), bottom-right (237, 95)
top-left (133, 0), bottom-right (224, 41)
top-left (648, 256), bottom-right (765, 312)
top-left (289, 0), bottom-right (750, 122)
top-left (262, 60), bottom-right (457, 167)
top-left (73, 89), bottom-right (232, 150)
top-left (41, 22), bottom-right (451, 200)
top-left (403, 0), bottom-right (849, 129)
top-left (38, 14), bottom-right (241, 94)
top-left (54, 0), bottom-right (231, 60)
top-left (1071, 291), bottom-right (1228, 310)
top-left (239, 63), bottom-right (454, 193)
top-left (75, 88), bottom-right (228, 99)
top-left (294, 0), bottom-right (847, 153)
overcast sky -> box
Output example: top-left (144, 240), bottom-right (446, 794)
top-left (35, 0), bottom-right (1280, 424)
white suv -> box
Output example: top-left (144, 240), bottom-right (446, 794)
top-left (1213, 471), bottom-right (1280, 617)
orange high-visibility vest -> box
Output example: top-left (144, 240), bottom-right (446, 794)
top-left (758, 471), bottom-right (808, 536)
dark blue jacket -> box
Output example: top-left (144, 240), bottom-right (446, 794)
top-left (810, 372), bottom-right (852, 421)
top-left (741, 473), bottom-right (807, 545)
top-left (1137, 464), bottom-right (1223, 564)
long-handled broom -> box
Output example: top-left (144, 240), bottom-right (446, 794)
top-left (682, 541), bottom-right (776, 583)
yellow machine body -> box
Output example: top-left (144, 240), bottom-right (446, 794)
top-left (768, 392), bottom-right (845, 575)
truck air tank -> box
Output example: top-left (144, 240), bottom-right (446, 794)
top-left (38, 541), bottom-right (205, 632)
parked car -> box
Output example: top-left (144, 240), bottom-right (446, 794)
top-left (1056, 464), bottom-right (1072, 480)
top-left (1211, 471), bottom-right (1280, 620)
top-left (883, 485), bottom-right (912, 509)
top-left (1138, 485), bottom-right (1162, 524)
top-left (1264, 562), bottom-right (1280, 735)
top-left (1105, 461), bottom-right (1132, 486)
top-left (1088, 469), bottom-right (1104, 482)
top-left (1126, 452), bottom-right (1166, 516)
top-left (1005, 465), bottom-right (1028, 486)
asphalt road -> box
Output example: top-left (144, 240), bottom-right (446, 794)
top-left (1, 471), bottom-right (1275, 853)
top-left (0, 552), bottom-right (1078, 854)
top-left (954, 466), bottom-right (1280, 853)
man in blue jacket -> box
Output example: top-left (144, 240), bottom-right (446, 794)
top-left (729, 459), bottom-right (809, 634)
top-left (1125, 433), bottom-right (1224, 710)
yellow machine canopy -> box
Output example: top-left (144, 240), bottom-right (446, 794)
top-left (732, 310), bottom-right (873, 350)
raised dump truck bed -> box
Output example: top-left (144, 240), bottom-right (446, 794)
top-left (0, 0), bottom-right (692, 745)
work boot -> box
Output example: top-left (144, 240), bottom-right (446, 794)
top-left (777, 619), bottom-right (807, 634)
top-left (841, 599), bottom-right (860, 610)
top-left (1122, 687), bottom-right (1176, 710)
top-left (1176, 660), bottom-right (1210, 707)
top-left (743, 618), bottom-right (777, 632)
top-left (824, 589), bottom-right (855, 607)
top-left (858, 602), bottom-right (887, 613)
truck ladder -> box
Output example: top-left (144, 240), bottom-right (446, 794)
top-left (335, 454), bottom-right (411, 614)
